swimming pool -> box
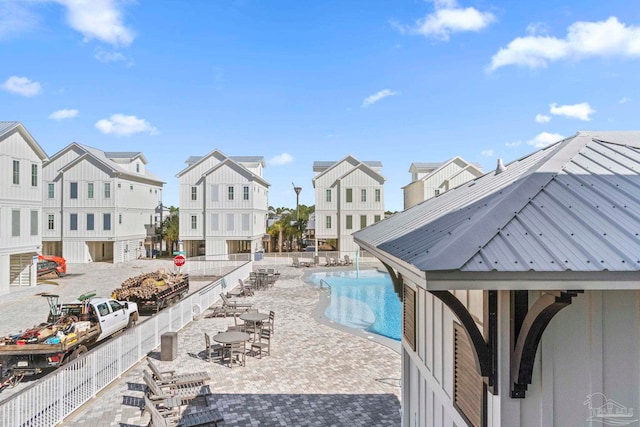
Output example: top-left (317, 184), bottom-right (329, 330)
top-left (310, 270), bottom-right (401, 341)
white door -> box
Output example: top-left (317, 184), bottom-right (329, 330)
top-left (95, 302), bottom-right (117, 337)
top-left (107, 300), bottom-right (128, 331)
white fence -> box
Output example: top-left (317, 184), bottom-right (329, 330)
top-left (0, 261), bottom-right (253, 427)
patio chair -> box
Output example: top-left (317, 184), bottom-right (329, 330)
top-left (343, 255), bottom-right (353, 265)
top-left (204, 333), bottom-right (224, 362)
top-left (250, 328), bottom-right (271, 358)
top-left (147, 359), bottom-right (209, 386)
top-left (263, 310), bottom-right (275, 335)
top-left (325, 256), bottom-right (336, 267)
top-left (238, 278), bottom-right (254, 297)
top-left (144, 394), bottom-right (224, 427)
top-left (226, 314), bottom-right (245, 332)
top-left (220, 293), bottom-right (253, 311)
top-left (227, 341), bottom-right (246, 368)
top-left (143, 369), bottom-right (212, 405)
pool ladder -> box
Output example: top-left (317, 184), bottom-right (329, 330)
top-left (319, 279), bottom-right (332, 291)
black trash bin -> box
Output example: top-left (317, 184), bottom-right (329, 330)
top-left (160, 332), bottom-right (178, 361)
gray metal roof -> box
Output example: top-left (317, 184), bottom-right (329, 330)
top-left (355, 131), bottom-right (640, 273)
top-left (104, 151), bottom-right (142, 159)
top-left (231, 156), bottom-right (264, 164)
top-left (0, 121), bottom-right (19, 137)
top-left (313, 160), bottom-right (383, 171)
top-left (410, 162), bottom-right (442, 170)
top-left (185, 156), bottom-right (203, 164)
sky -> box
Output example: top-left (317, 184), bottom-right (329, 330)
top-left (2, 0), bottom-right (640, 212)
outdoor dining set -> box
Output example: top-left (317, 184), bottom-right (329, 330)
top-left (140, 269), bottom-right (279, 426)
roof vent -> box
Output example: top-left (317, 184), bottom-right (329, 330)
top-left (495, 158), bottom-right (505, 174)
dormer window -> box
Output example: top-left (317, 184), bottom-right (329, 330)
top-left (136, 163), bottom-right (140, 173)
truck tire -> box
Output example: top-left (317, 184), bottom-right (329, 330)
top-left (73, 345), bottom-right (88, 359)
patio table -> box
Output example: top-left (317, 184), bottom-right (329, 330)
top-left (239, 312), bottom-right (269, 341)
top-left (212, 331), bottom-right (250, 344)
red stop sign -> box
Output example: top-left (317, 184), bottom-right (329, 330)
top-left (174, 255), bottom-right (186, 267)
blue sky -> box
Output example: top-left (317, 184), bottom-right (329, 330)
top-left (2, 0), bottom-right (640, 211)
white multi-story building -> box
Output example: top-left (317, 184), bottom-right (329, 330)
top-left (312, 155), bottom-right (385, 255)
top-left (42, 143), bottom-right (164, 263)
top-left (403, 157), bottom-right (483, 209)
top-left (176, 150), bottom-right (269, 258)
top-left (0, 122), bottom-right (48, 295)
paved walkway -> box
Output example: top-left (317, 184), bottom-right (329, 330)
top-left (60, 266), bottom-right (402, 426)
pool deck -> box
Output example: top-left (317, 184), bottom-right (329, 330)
top-left (58, 265), bottom-right (402, 426)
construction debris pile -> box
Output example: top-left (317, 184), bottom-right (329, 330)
top-left (112, 270), bottom-right (187, 301)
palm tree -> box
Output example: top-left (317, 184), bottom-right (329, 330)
top-left (161, 207), bottom-right (179, 256)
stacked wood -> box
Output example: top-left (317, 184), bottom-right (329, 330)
top-left (112, 271), bottom-right (187, 301)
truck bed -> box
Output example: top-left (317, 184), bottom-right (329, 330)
top-left (0, 325), bottom-right (100, 356)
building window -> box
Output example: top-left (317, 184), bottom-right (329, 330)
top-left (346, 188), bottom-right (352, 203)
top-left (48, 183), bottom-right (54, 198)
top-left (136, 163), bottom-right (140, 173)
top-left (403, 284), bottom-right (416, 351)
top-left (326, 216), bottom-right (332, 229)
top-left (226, 213), bottom-right (234, 231)
top-left (130, 185), bottom-right (133, 191)
top-left (374, 214), bottom-right (381, 223)
top-left (211, 213), bottom-right (219, 231)
top-left (70, 213), bottom-right (78, 231)
top-left (346, 215), bottom-right (352, 230)
top-left (103, 213), bottom-right (111, 231)
top-left (70, 182), bottom-right (78, 199)
top-left (118, 183), bottom-right (121, 188)
top-left (228, 186), bottom-right (234, 200)
top-left (119, 214), bottom-right (122, 224)
top-left (11, 210), bottom-right (20, 236)
top-left (48, 214), bottom-right (54, 230)
top-left (30, 210), bottom-right (38, 235)
top-left (87, 213), bottom-right (94, 231)
top-left (326, 189), bottom-right (331, 202)
top-left (360, 215), bottom-right (367, 229)
top-left (242, 213), bottom-right (249, 231)
top-left (12, 160), bottom-right (19, 185)
top-left (361, 189), bottom-right (366, 202)
top-left (243, 186), bottom-right (249, 200)
top-left (375, 189), bottom-right (381, 202)
top-left (104, 182), bottom-right (111, 198)
top-left (87, 182), bottom-right (94, 199)
top-left (435, 189), bottom-right (441, 196)
top-left (191, 215), bottom-right (197, 230)
top-left (31, 164), bottom-right (38, 187)
top-left (191, 186), bottom-right (197, 201)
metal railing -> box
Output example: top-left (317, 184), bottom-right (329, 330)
top-left (0, 261), bottom-right (252, 427)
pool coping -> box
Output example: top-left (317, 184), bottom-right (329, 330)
top-left (303, 269), bottom-right (402, 355)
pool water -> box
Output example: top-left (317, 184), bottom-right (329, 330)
top-left (310, 270), bottom-right (401, 341)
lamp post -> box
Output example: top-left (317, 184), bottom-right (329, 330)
top-left (292, 183), bottom-right (302, 250)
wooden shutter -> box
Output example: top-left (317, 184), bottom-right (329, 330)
top-left (454, 322), bottom-right (484, 427)
top-left (403, 284), bottom-right (416, 351)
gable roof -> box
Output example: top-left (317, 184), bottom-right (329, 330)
top-left (46, 142), bottom-right (163, 183)
top-left (0, 121), bottom-right (48, 161)
top-left (313, 159), bottom-right (383, 173)
top-left (312, 155), bottom-right (385, 186)
top-left (403, 156), bottom-right (484, 189)
top-left (176, 149), bottom-right (269, 186)
top-left (355, 131), bottom-right (640, 279)
top-left (104, 151), bottom-right (147, 163)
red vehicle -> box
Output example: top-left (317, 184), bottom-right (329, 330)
top-left (38, 255), bottom-right (67, 275)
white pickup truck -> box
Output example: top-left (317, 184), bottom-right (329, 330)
top-left (0, 296), bottom-right (139, 389)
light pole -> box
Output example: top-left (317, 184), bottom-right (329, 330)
top-left (292, 182), bottom-right (302, 250)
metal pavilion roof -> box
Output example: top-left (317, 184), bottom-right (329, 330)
top-left (354, 131), bottom-right (640, 273)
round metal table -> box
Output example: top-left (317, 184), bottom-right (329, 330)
top-left (239, 312), bottom-right (269, 341)
top-left (212, 331), bottom-right (250, 344)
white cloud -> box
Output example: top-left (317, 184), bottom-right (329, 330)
top-left (505, 140), bottom-right (522, 147)
top-left (619, 96), bottom-right (630, 104)
top-left (549, 102), bottom-right (595, 121)
top-left (49, 109), bottom-right (79, 120)
top-left (55, 0), bottom-right (135, 46)
top-left (399, 0), bottom-right (495, 41)
top-left (481, 149), bottom-right (494, 157)
top-left (535, 114), bottom-right (551, 123)
top-left (1, 76), bottom-right (41, 97)
top-left (362, 89), bottom-right (398, 108)
top-left (94, 48), bottom-right (129, 63)
top-left (528, 132), bottom-right (564, 148)
top-left (0, 2), bottom-right (39, 39)
top-left (490, 17), bottom-right (640, 70)
top-left (95, 114), bottom-right (157, 136)
top-left (269, 153), bottom-right (293, 166)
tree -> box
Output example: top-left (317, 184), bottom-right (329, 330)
top-left (160, 207), bottom-right (179, 256)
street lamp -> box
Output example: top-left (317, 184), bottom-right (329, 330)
top-left (292, 183), bottom-right (302, 250)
